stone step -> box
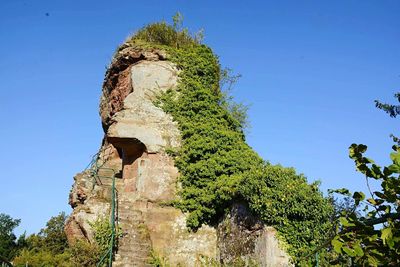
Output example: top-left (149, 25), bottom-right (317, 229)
top-left (117, 244), bottom-right (151, 250)
top-left (117, 212), bottom-right (142, 217)
top-left (117, 243), bottom-right (150, 249)
top-left (115, 259), bottom-right (152, 264)
top-left (117, 212), bottom-right (142, 218)
top-left (118, 219), bottom-right (142, 223)
top-left (117, 246), bottom-right (151, 252)
top-left (113, 262), bottom-right (153, 267)
top-left (116, 250), bottom-right (151, 256)
top-left (118, 217), bottom-right (142, 221)
top-left (118, 217), bottom-right (143, 222)
top-left (112, 192), bottom-right (153, 266)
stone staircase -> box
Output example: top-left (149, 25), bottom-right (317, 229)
top-left (113, 198), bottom-right (153, 266)
top-left (96, 175), bottom-right (153, 266)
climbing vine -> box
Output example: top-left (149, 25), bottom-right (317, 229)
top-left (121, 18), bottom-right (334, 263)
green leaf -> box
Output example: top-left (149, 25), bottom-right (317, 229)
top-left (381, 227), bottom-right (392, 245)
top-left (387, 163), bottom-right (400, 173)
top-left (353, 191), bottom-right (365, 200)
top-left (349, 144), bottom-right (358, 158)
top-left (367, 255), bottom-right (379, 267)
top-left (364, 157), bottom-right (375, 164)
top-left (353, 191), bottom-right (365, 205)
top-left (370, 164), bottom-right (382, 178)
top-left (340, 217), bottom-right (355, 227)
top-left (374, 191), bottom-right (386, 199)
top-left (358, 144), bottom-right (368, 153)
top-left (342, 246), bottom-right (356, 257)
top-left (383, 166), bottom-right (393, 176)
top-left (331, 238), bottom-right (343, 254)
top-left (390, 151), bottom-right (400, 164)
top-left (331, 188), bottom-right (351, 196)
top-left (353, 243), bottom-right (364, 257)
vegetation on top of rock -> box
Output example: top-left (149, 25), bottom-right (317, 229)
top-left (122, 16), bottom-right (335, 263)
top-left (125, 12), bottom-right (203, 49)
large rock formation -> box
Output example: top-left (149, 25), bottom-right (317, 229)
top-left (66, 45), bottom-right (291, 266)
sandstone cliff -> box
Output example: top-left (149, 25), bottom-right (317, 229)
top-left (65, 44), bottom-right (291, 266)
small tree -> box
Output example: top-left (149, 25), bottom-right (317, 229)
top-left (331, 92), bottom-right (400, 266)
top-left (21, 212), bottom-right (68, 255)
top-left (38, 212), bottom-right (68, 254)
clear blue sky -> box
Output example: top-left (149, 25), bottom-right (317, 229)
top-left (0, 0), bottom-right (399, 235)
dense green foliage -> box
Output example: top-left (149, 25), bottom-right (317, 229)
top-left (9, 212), bottom-right (104, 267)
top-left (88, 215), bottom-right (122, 266)
top-left (13, 239), bottom-right (101, 267)
top-left (18, 212), bottom-right (68, 255)
top-left (13, 249), bottom-right (71, 267)
top-left (241, 165), bottom-right (334, 258)
top-left (331, 93), bottom-right (400, 266)
top-left (89, 217), bottom-right (113, 256)
top-left (126, 18), bottom-right (334, 262)
top-left (0, 213), bottom-right (21, 262)
top-left (36, 212), bottom-right (68, 254)
top-left (12, 212), bottom-right (71, 266)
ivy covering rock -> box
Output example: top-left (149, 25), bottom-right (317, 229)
top-left (118, 18), bottom-right (335, 262)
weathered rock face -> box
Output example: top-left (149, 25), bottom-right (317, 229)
top-left (66, 46), bottom-right (291, 266)
top-left (218, 204), bottom-right (291, 267)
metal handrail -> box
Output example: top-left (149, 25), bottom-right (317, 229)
top-left (88, 153), bottom-right (117, 267)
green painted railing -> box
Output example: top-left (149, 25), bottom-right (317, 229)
top-left (94, 168), bottom-right (116, 267)
top-left (87, 152), bottom-right (117, 267)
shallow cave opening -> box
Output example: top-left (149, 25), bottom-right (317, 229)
top-left (107, 137), bottom-right (147, 180)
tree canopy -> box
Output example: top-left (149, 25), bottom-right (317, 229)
top-left (0, 213), bottom-right (20, 262)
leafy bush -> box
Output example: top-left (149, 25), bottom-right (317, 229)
top-left (10, 212), bottom-right (104, 267)
top-left (89, 217), bottom-right (113, 255)
top-left (127, 12), bottom-right (202, 49)
top-left (88, 216), bottom-right (123, 266)
top-left (13, 248), bottom-right (72, 267)
top-left (66, 240), bottom-right (101, 267)
top-left (148, 250), bottom-right (170, 267)
top-left (13, 238), bottom-right (101, 267)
